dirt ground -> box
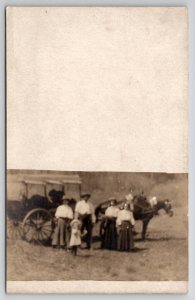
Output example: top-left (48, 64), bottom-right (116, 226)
top-left (7, 173), bottom-right (188, 281)
top-left (7, 208), bottom-right (187, 281)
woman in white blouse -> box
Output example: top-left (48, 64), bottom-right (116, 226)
top-left (116, 202), bottom-right (135, 251)
top-left (52, 196), bottom-right (73, 249)
top-left (100, 198), bottom-right (119, 250)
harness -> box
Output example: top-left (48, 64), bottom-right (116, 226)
top-left (133, 202), bottom-right (154, 214)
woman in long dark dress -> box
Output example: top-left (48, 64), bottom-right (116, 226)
top-left (116, 203), bottom-right (135, 251)
top-left (101, 198), bottom-right (119, 250)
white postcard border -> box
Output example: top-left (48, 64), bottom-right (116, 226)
top-left (7, 280), bottom-right (188, 294)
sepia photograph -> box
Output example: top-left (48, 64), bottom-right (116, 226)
top-left (7, 170), bottom-right (187, 282)
top-left (6, 6), bottom-right (188, 293)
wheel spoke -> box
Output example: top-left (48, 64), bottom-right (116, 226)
top-left (27, 218), bottom-right (36, 226)
top-left (23, 224), bottom-right (34, 235)
top-left (30, 229), bottom-right (36, 242)
top-left (33, 229), bottom-right (39, 242)
top-left (36, 212), bottom-right (40, 222)
top-left (18, 226), bottom-right (23, 238)
top-left (36, 231), bottom-right (42, 244)
top-left (23, 209), bottom-right (52, 243)
top-left (41, 229), bottom-right (52, 237)
top-left (40, 231), bottom-right (45, 241)
top-left (41, 230), bottom-right (50, 240)
top-left (7, 220), bottom-right (23, 240)
top-left (41, 228), bottom-right (52, 235)
top-left (41, 224), bottom-right (52, 229)
top-left (25, 228), bottom-right (34, 242)
top-left (39, 231), bottom-right (45, 241)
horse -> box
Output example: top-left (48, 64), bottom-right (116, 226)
top-left (95, 196), bottom-right (173, 240)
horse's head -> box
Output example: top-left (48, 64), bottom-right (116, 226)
top-left (163, 199), bottom-right (174, 217)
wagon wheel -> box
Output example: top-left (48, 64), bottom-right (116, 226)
top-left (22, 208), bottom-right (53, 244)
top-left (7, 217), bottom-right (23, 240)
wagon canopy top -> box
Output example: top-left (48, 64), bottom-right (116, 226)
top-left (45, 180), bottom-right (64, 185)
top-left (61, 175), bottom-right (82, 184)
top-left (7, 172), bottom-right (82, 202)
top-left (22, 176), bottom-right (81, 186)
top-left (22, 180), bottom-right (47, 186)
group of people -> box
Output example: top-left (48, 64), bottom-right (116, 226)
top-left (51, 190), bottom-right (145, 255)
top-left (100, 197), bottom-right (135, 252)
top-left (52, 193), bottom-right (95, 256)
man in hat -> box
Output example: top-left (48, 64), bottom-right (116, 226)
top-left (75, 193), bottom-right (96, 249)
top-left (52, 196), bottom-right (73, 249)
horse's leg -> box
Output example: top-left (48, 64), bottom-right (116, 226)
top-left (142, 218), bottom-right (150, 240)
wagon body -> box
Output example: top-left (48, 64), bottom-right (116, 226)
top-left (7, 171), bottom-right (82, 243)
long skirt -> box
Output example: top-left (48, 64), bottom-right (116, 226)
top-left (101, 218), bottom-right (117, 250)
top-left (117, 221), bottom-right (134, 251)
top-left (52, 218), bottom-right (70, 247)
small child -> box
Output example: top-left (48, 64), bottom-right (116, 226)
top-left (69, 219), bottom-right (82, 256)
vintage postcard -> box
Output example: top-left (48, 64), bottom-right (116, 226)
top-left (6, 7), bottom-right (188, 293)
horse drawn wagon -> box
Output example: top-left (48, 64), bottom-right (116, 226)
top-left (7, 172), bottom-right (82, 244)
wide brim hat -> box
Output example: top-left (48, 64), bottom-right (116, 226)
top-left (81, 193), bottom-right (91, 198)
top-left (71, 219), bottom-right (81, 226)
top-left (62, 195), bottom-right (70, 203)
top-left (108, 197), bottom-right (117, 205)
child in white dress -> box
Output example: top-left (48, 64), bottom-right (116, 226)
top-left (69, 219), bottom-right (82, 256)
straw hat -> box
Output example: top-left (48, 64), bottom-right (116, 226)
top-left (81, 192), bottom-right (91, 199)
